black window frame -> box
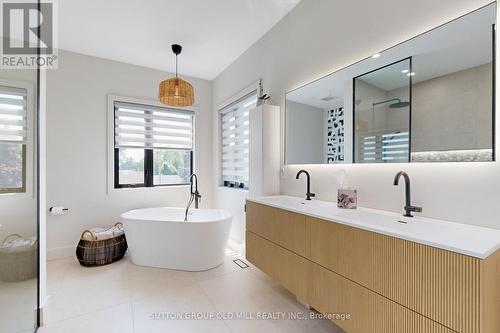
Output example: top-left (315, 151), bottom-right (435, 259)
top-left (113, 102), bottom-right (194, 189)
top-left (0, 143), bottom-right (27, 194)
top-left (114, 148), bottom-right (193, 188)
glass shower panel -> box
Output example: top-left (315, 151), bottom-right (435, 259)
top-left (0, 46), bottom-right (39, 332)
top-left (353, 58), bottom-right (411, 163)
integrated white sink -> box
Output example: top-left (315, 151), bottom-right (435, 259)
top-left (248, 195), bottom-right (500, 259)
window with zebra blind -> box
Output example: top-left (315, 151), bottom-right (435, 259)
top-left (0, 85), bottom-right (28, 193)
top-left (113, 100), bottom-right (194, 188)
top-left (219, 92), bottom-right (257, 190)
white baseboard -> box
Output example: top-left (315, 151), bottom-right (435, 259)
top-left (47, 245), bottom-right (75, 261)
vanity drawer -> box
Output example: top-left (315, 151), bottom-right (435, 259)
top-left (308, 262), bottom-right (455, 333)
top-left (246, 201), bottom-right (310, 258)
top-left (309, 216), bottom-right (423, 310)
top-left (309, 216), bottom-right (481, 333)
top-left (420, 246), bottom-right (481, 333)
top-left (246, 230), bottom-right (309, 300)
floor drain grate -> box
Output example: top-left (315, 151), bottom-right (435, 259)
top-left (233, 259), bottom-right (250, 269)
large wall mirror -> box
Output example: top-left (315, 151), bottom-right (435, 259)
top-left (285, 3), bottom-right (495, 164)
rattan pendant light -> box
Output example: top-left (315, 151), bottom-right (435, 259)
top-left (158, 44), bottom-right (195, 107)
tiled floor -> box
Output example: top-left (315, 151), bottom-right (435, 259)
top-left (39, 251), bottom-right (343, 333)
top-left (0, 278), bottom-right (37, 333)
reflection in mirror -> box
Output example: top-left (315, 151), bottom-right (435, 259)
top-left (285, 3), bottom-right (495, 164)
top-left (354, 58), bottom-right (411, 163)
top-left (0, 38), bottom-right (38, 332)
top-left (285, 72), bottom-right (353, 165)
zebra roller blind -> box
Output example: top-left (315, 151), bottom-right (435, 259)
top-left (220, 93), bottom-right (257, 189)
top-left (0, 85), bottom-right (27, 144)
top-left (114, 101), bottom-right (194, 150)
top-left (362, 131), bottom-right (409, 162)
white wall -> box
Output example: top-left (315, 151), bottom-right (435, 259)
top-left (213, 0), bottom-right (499, 247)
top-left (46, 50), bottom-right (213, 258)
top-left (286, 101), bottom-right (324, 164)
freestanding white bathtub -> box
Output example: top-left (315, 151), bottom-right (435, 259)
top-left (121, 207), bottom-right (232, 271)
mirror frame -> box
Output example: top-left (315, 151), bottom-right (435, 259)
top-left (352, 57), bottom-right (413, 164)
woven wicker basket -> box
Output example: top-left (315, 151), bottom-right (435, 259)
top-left (76, 222), bottom-right (127, 267)
top-left (0, 234), bottom-right (37, 282)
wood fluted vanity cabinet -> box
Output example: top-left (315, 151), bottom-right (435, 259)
top-left (246, 231), bottom-right (309, 300)
top-left (419, 246), bottom-right (481, 333)
top-left (308, 216), bottom-right (423, 311)
top-left (246, 229), bottom-right (454, 333)
top-left (245, 201), bottom-right (500, 333)
top-left (308, 261), bottom-right (455, 333)
top-left (480, 250), bottom-right (500, 333)
top-left (308, 216), bottom-right (499, 333)
top-left (246, 201), bottom-right (310, 258)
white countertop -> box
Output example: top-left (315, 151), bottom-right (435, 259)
top-left (247, 195), bottom-right (500, 259)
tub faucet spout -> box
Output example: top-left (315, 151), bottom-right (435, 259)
top-left (185, 174), bottom-right (202, 221)
top-left (190, 174), bottom-right (202, 208)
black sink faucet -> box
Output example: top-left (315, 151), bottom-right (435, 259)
top-left (296, 170), bottom-right (315, 200)
top-left (393, 171), bottom-right (422, 217)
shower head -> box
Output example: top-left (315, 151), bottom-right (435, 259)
top-left (389, 100), bottom-right (410, 108)
top-left (372, 98), bottom-right (409, 109)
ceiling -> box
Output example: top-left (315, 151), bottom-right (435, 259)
top-left (286, 3), bottom-right (494, 109)
top-left (58, 0), bottom-right (301, 80)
